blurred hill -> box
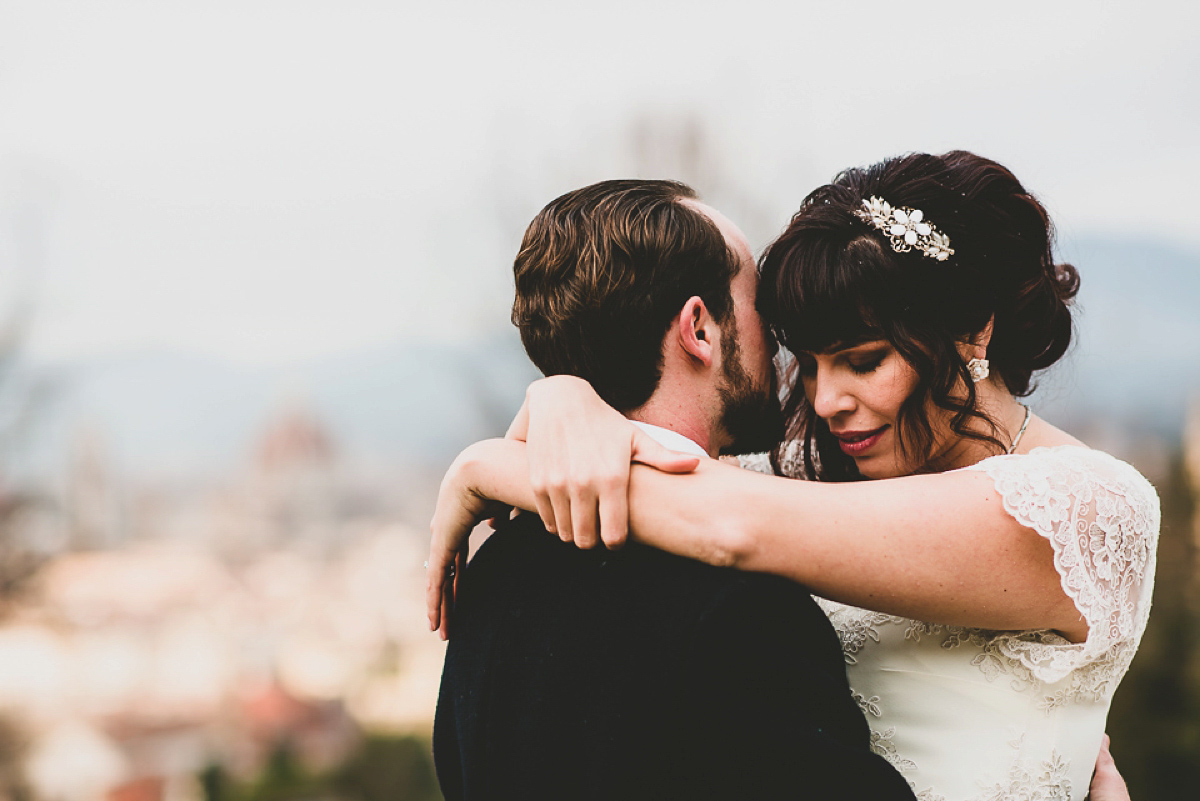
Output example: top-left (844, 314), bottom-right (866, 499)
top-left (1040, 236), bottom-right (1200, 431)
top-left (15, 235), bottom-right (1200, 483)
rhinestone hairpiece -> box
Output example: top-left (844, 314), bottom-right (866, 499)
top-left (855, 196), bottom-right (954, 261)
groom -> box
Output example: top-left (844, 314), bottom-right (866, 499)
top-left (433, 180), bottom-right (915, 800)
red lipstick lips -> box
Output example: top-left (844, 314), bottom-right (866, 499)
top-left (833, 426), bottom-right (888, 456)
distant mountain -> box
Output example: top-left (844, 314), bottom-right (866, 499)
top-left (17, 236), bottom-right (1200, 481)
top-left (25, 332), bottom-right (540, 479)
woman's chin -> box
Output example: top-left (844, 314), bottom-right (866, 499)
top-left (852, 455), bottom-right (903, 480)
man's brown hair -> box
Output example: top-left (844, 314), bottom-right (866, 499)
top-left (512, 179), bottom-right (741, 412)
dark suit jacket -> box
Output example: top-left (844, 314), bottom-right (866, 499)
top-left (434, 513), bottom-right (915, 801)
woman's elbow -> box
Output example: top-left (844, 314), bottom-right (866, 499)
top-left (703, 521), bottom-right (754, 569)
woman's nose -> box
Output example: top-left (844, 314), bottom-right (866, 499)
top-left (810, 369), bottom-right (855, 420)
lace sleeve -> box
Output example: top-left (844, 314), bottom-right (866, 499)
top-left (965, 446), bottom-right (1161, 684)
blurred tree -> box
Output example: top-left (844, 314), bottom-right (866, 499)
top-left (198, 734), bottom-right (442, 801)
top-left (245, 741), bottom-right (314, 801)
top-left (198, 763), bottom-right (233, 801)
top-left (329, 734), bottom-right (441, 801)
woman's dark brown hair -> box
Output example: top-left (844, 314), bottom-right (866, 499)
top-left (758, 151), bottom-right (1079, 481)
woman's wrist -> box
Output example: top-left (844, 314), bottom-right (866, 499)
top-left (449, 438), bottom-right (537, 514)
top-left (627, 458), bottom-right (754, 569)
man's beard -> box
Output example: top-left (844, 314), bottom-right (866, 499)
top-left (716, 335), bottom-right (785, 456)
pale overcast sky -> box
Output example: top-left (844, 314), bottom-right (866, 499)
top-left (0, 0), bottom-right (1196, 366)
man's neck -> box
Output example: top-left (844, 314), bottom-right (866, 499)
top-left (626, 404), bottom-right (715, 458)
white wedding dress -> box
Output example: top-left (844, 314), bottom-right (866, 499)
top-left (741, 445), bottom-right (1160, 801)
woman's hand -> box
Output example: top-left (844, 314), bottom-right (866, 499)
top-left (1088, 734), bottom-right (1130, 801)
top-left (425, 441), bottom-right (513, 639)
top-left (426, 376), bottom-right (700, 639)
top-left (516, 375), bottom-right (700, 549)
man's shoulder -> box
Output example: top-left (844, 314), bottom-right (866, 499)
top-left (465, 512), bottom-right (824, 628)
top-left (475, 512), bottom-right (791, 585)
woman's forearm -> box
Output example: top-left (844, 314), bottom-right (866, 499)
top-left (625, 459), bottom-right (1082, 637)
top-left (427, 438), bottom-right (537, 635)
top-left (446, 437), bottom-right (1079, 636)
top-left (625, 459), bottom-right (753, 567)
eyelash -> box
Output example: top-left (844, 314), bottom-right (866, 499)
top-left (796, 354), bottom-right (885, 377)
top-left (850, 356), bottom-right (885, 374)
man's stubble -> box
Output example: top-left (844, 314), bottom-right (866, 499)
top-left (716, 329), bottom-right (785, 456)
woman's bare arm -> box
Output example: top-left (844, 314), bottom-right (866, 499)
top-left (622, 457), bottom-right (1084, 639)
top-left (427, 438), bottom-right (1084, 641)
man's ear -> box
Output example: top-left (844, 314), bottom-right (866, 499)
top-left (674, 296), bottom-right (716, 367)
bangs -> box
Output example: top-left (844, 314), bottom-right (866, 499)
top-left (763, 234), bottom-right (899, 355)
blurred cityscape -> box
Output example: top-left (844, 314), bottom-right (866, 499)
top-left (0, 329), bottom-right (1197, 801)
top-left (0, 403), bottom-right (451, 800)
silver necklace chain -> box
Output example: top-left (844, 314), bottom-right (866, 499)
top-left (1007, 403), bottom-right (1032, 454)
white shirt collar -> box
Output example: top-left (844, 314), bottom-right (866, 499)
top-left (629, 421), bottom-right (709, 459)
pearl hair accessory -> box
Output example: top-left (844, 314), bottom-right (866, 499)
top-left (967, 357), bottom-right (990, 382)
top-left (856, 196), bottom-right (955, 261)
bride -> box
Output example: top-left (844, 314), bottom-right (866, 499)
top-left (426, 151), bottom-right (1157, 801)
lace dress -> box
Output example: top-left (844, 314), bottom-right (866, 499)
top-left (739, 445), bottom-right (1160, 801)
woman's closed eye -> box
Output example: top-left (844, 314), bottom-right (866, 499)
top-left (795, 344), bottom-right (889, 378)
top-left (849, 353), bottom-right (885, 374)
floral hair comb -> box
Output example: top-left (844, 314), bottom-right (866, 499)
top-left (855, 196), bottom-right (954, 261)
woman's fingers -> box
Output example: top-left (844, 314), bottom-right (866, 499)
top-left (426, 498), bottom-right (463, 633)
top-left (519, 377), bottom-right (699, 552)
top-left (1088, 734), bottom-right (1130, 801)
top-left (437, 570), bottom-right (452, 640)
top-left (426, 549), bottom-right (452, 632)
top-left (570, 481), bottom-right (601, 549)
top-left (427, 546), bottom-right (467, 640)
top-left (533, 492), bottom-right (558, 536)
top-left (435, 547), bottom-right (466, 640)
top-left (597, 467), bottom-right (630, 549)
top-left (426, 442), bottom-right (503, 634)
top-left (529, 431), bottom-right (697, 549)
top-left (548, 477), bottom-right (574, 543)
top-left (631, 430), bottom-right (701, 473)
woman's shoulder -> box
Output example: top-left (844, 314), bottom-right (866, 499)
top-left (964, 444), bottom-right (1160, 685)
top-left (969, 444), bottom-right (1156, 496)
top-left (965, 443), bottom-right (1160, 537)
